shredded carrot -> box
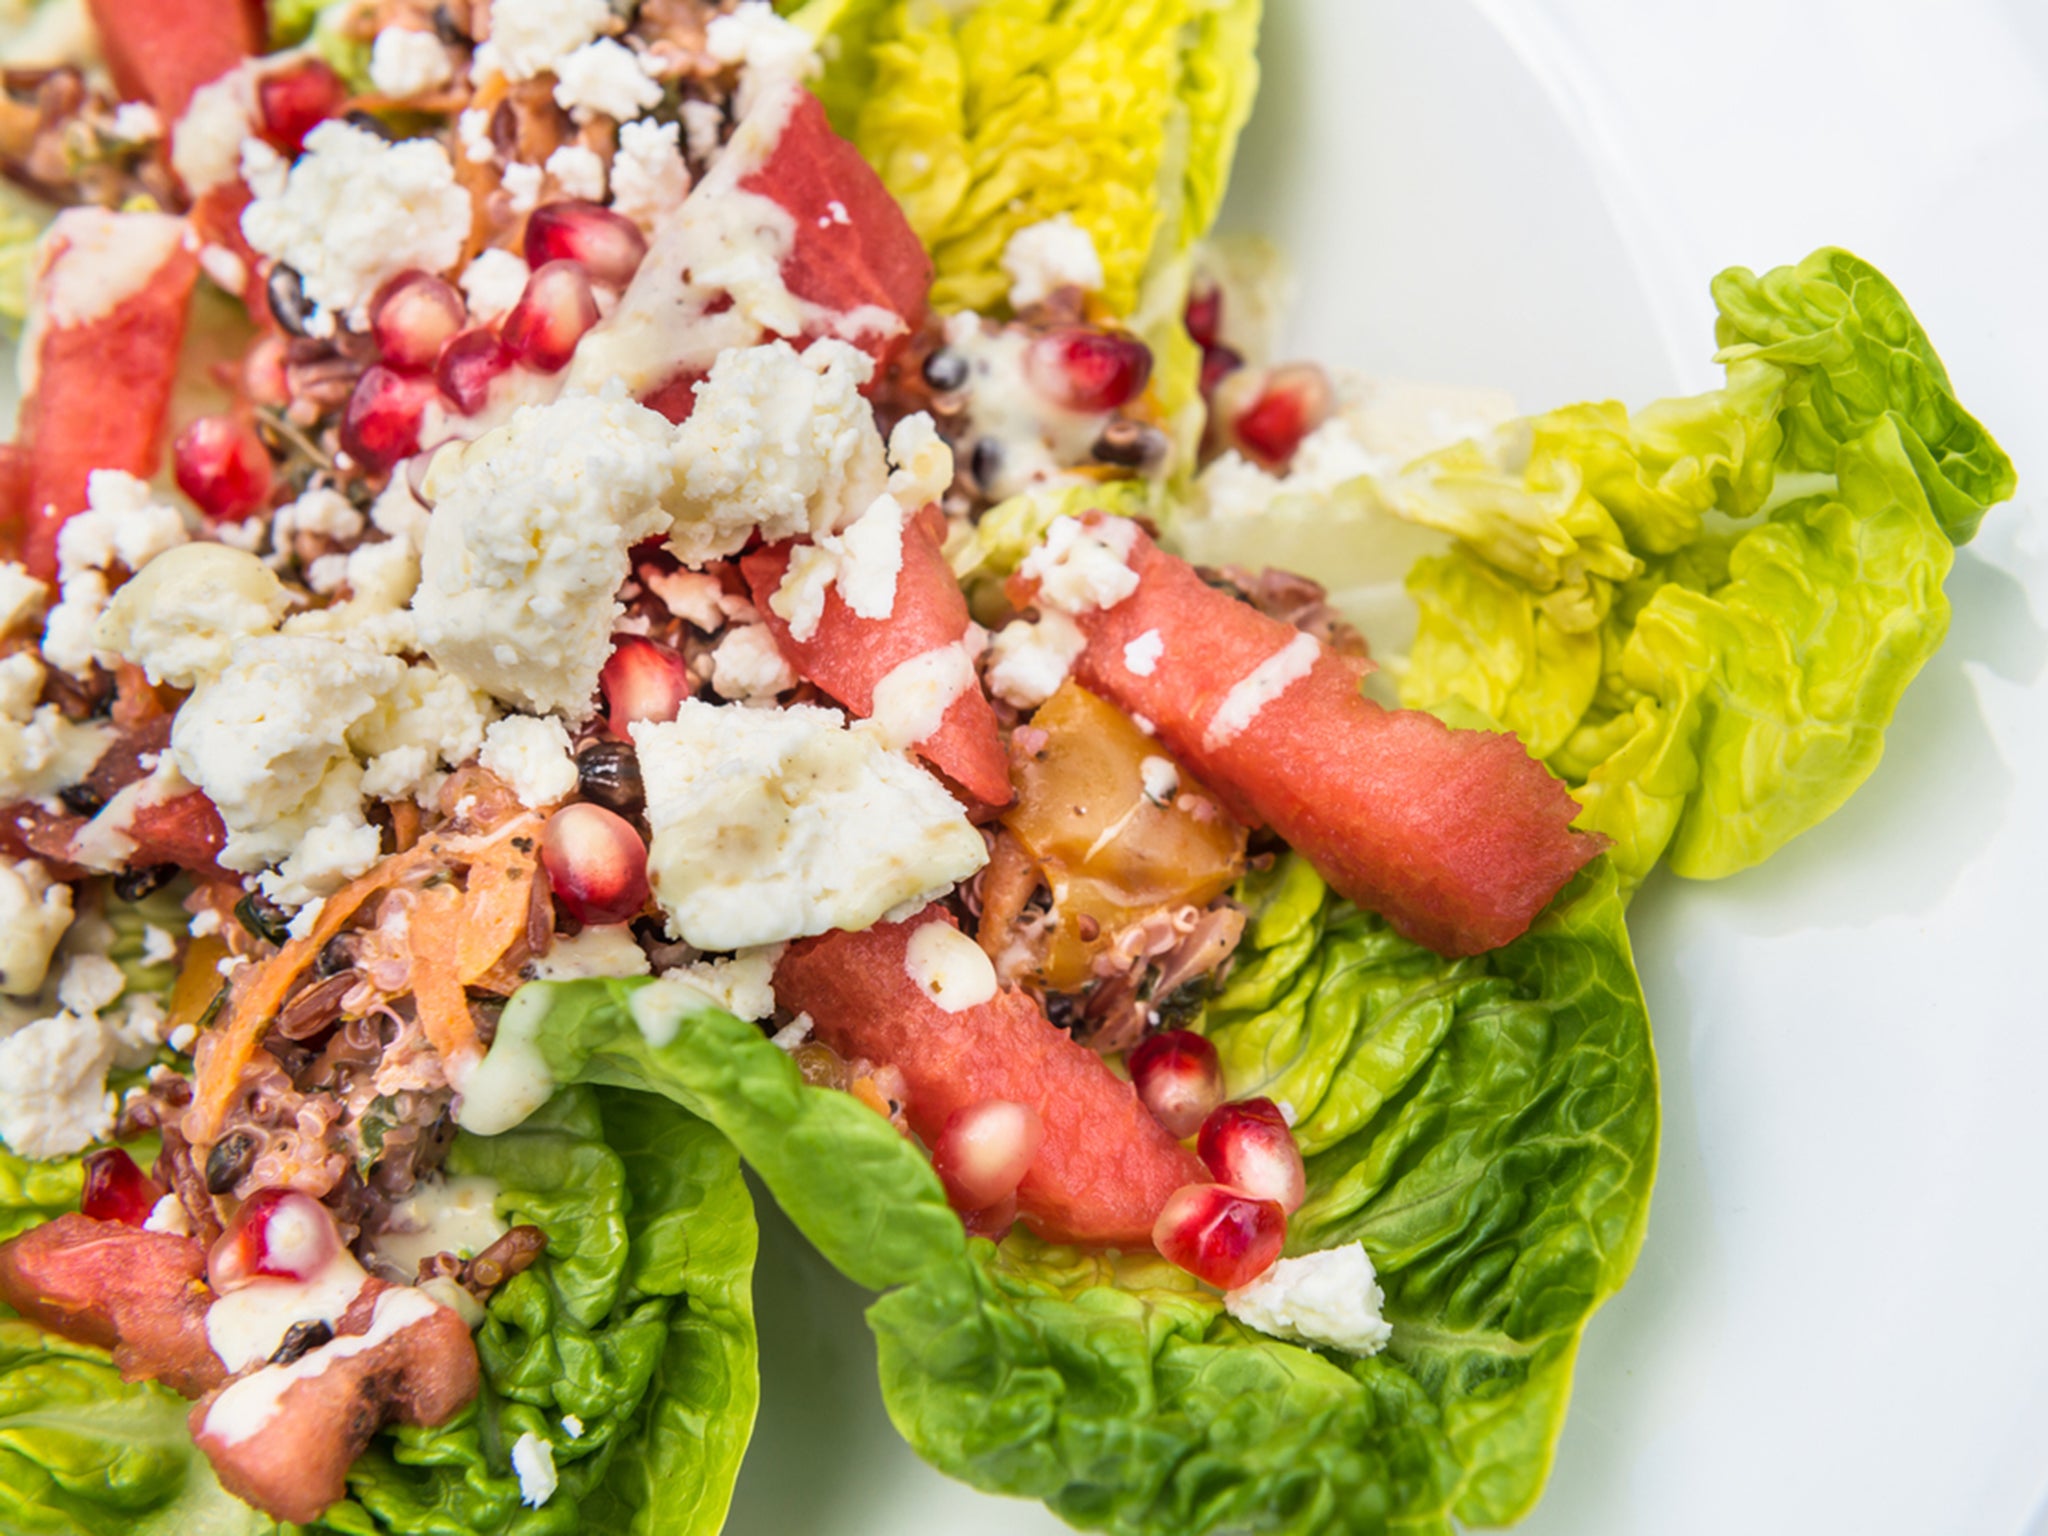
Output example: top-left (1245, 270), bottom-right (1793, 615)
top-left (388, 800), bottom-right (422, 854)
top-left (456, 838), bottom-right (540, 987)
top-left (406, 883), bottom-right (483, 1070)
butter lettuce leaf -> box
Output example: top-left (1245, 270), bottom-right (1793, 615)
top-left (789, 0), bottom-right (1261, 318)
top-left (1395, 249), bottom-right (2013, 883)
top-left (475, 858), bottom-right (1652, 1534)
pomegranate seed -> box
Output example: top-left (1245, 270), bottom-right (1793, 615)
top-left (80, 1147), bottom-right (162, 1228)
top-left (173, 415), bottom-right (273, 523)
top-left (1152, 1182), bottom-right (1286, 1291)
top-left (1127, 1030), bottom-right (1224, 1140)
top-left (1228, 363), bottom-right (1333, 470)
top-left (600, 635), bottom-right (693, 737)
top-left (370, 270), bottom-right (467, 374)
top-left (541, 803), bottom-right (650, 926)
top-left (1184, 282), bottom-right (1222, 347)
top-left (1023, 327), bottom-right (1153, 414)
top-left (256, 59), bottom-right (347, 154)
top-left (1199, 342), bottom-right (1243, 397)
top-left (245, 333), bottom-right (290, 407)
top-left (932, 1100), bottom-right (1045, 1212)
top-left (961, 1192), bottom-right (1018, 1242)
top-left (340, 365), bottom-right (437, 473)
top-left (524, 201), bottom-right (649, 290)
top-left (501, 260), bottom-right (598, 373)
top-left (209, 1188), bottom-right (341, 1292)
top-left (436, 328), bottom-right (515, 415)
top-left (1196, 1098), bottom-right (1306, 1214)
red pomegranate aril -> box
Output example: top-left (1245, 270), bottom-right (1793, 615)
top-left (524, 201), bottom-right (650, 290)
top-left (1184, 282), bottom-right (1222, 348)
top-left (600, 634), bottom-right (693, 737)
top-left (932, 1099), bottom-right (1045, 1212)
top-left (1024, 327), bottom-right (1154, 414)
top-left (1199, 341), bottom-right (1243, 397)
top-left (245, 333), bottom-right (290, 408)
top-left (340, 365), bottom-right (438, 473)
top-left (1127, 1029), bottom-right (1224, 1140)
top-left (256, 59), bottom-right (347, 154)
top-left (541, 803), bottom-right (650, 926)
top-left (80, 1147), bottom-right (162, 1228)
top-left (437, 328), bottom-right (515, 416)
top-left (1228, 363), bottom-right (1333, 470)
top-left (174, 415), bottom-right (274, 523)
top-left (209, 1187), bottom-right (342, 1293)
top-left (1196, 1097), bottom-right (1306, 1214)
top-left (1152, 1182), bottom-right (1286, 1291)
top-left (961, 1192), bottom-right (1019, 1242)
top-left (502, 260), bottom-right (598, 373)
top-left (370, 270), bottom-right (467, 374)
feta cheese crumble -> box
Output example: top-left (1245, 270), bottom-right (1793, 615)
top-left (1123, 628), bottom-right (1164, 677)
top-left (473, 0), bottom-right (611, 82)
top-left (170, 63), bottom-right (258, 195)
top-left (1223, 1243), bottom-right (1394, 1357)
top-left (633, 703), bottom-right (986, 951)
top-left (610, 118), bottom-right (690, 230)
top-left (545, 143), bottom-right (607, 202)
top-left (533, 924), bottom-right (652, 981)
top-left (1018, 515), bottom-right (1139, 616)
top-left (368, 27), bottom-right (453, 98)
top-left (705, 2), bottom-right (821, 116)
top-left (240, 120), bottom-right (472, 326)
top-left (984, 611), bottom-right (1085, 710)
top-left (553, 38), bottom-right (663, 124)
top-left (1001, 214), bottom-right (1105, 310)
top-left (0, 562), bottom-right (46, 633)
top-left (659, 945), bottom-right (784, 1022)
top-left (511, 1430), bottom-right (558, 1507)
top-left (0, 1010), bottom-right (115, 1159)
top-left (1139, 755), bottom-right (1179, 805)
top-left (95, 543), bottom-right (293, 689)
top-left (0, 859), bottom-right (72, 997)
top-left (709, 623), bottom-right (796, 701)
top-left (459, 248), bottom-right (531, 320)
top-left (478, 716), bottom-right (580, 808)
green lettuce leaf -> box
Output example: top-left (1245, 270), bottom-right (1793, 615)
top-left (1394, 248), bottom-right (2014, 883)
top-left (787, 0), bottom-right (1261, 318)
top-left (463, 859), bottom-right (1652, 1533)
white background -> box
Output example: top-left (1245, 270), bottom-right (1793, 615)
top-left (730, 2), bottom-right (2048, 1532)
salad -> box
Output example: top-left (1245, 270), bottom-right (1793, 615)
top-left (0, 1), bottom-right (2017, 1533)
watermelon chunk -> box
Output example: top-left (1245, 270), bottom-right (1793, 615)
top-left (19, 211), bottom-right (201, 579)
top-left (87, 0), bottom-right (264, 118)
top-left (1020, 518), bottom-right (1604, 957)
top-left (128, 790), bottom-right (230, 875)
top-left (740, 506), bottom-right (1011, 806)
top-left (739, 88), bottom-right (931, 358)
top-left (776, 910), bottom-right (1206, 1246)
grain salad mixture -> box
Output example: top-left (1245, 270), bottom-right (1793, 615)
top-left (0, 0), bottom-right (2013, 1531)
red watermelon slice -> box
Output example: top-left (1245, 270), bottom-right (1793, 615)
top-left (740, 506), bottom-right (1011, 807)
top-left (87, 0), bottom-right (264, 118)
top-left (776, 909), bottom-right (1205, 1246)
top-left (1017, 517), bottom-right (1604, 957)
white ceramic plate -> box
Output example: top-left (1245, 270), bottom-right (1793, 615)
top-left (728, 3), bottom-right (2048, 1531)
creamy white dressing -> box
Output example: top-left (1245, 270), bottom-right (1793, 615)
top-left (450, 987), bottom-right (555, 1136)
top-left (1203, 632), bottom-right (1320, 752)
top-left (203, 1287), bottom-right (444, 1447)
top-left (371, 1175), bottom-right (507, 1280)
top-left (904, 920), bottom-right (997, 1013)
top-left (868, 642), bottom-right (975, 752)
top-left (204, 1251), bottom-right (371, 1375)
top-left (941, 314), bottom-right (1110, 501)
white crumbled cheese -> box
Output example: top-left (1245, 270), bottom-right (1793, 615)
top-left (610, 118), bottom-right (690, 229)
top-left (0, 562), bottom-right (46, 632)
top-left (661, 944), bottom-right (784, 1022)
top-left (1018, 515), bottom-right (1139, 617)
top-left (172, 633), bottom-right (404, 872)
top-left (412, 389), bottom-right (679, 717)
top-left (97, 543), bottom-right (293, 690)
top-left (1139, 755), bottom-right (1179, 805)
top-left (238, 138), bottom-right (288, 201)
top-left (369, 26), bottom-right (454, 98)
top-left (284, 897), bottom-right (325, 943)
top-left (190, 909), bottom-right (223, 938)
top-left (198, 242), bottom-right (248, 296)
top-left (259, 815), bottom-right (384, 908)
top-left (107, 993), bottom-right (167, 1065)
top-left (1000, 214), bottom-right (1105, 310)
top-left (681, 99), bottom-right (725, 164)
top-left (272, 486), bottom-right (365, 546)
top-left (0, 1011), bottom-right (114, 1159)
top-left (55, 953), bottom-right (124, 1017)
top-left (1224, 1244), bottom-right (1395, 1357)
top-left (709, 623), bottom-right (795, 701)
top-left (884, 413), bottom-right (953, 509)
top-left (1203, 632), bottom-right (1319, 752)
top-left (460, 248), bottom-right (532, 320)
top-left (705, 2), bottom-right (820, 116)
top-left (0, 653), bottom-right (42, 721)
top-left (57, 470), bottom-right (188, 583)
top-left (545, 143), bottom-right (608, 201)
top-left (553, 37), bottom-right (663, 123)
top-left (0, 703), bottom-right (111, 804)
top-left (984, 611), bottom-right (1085, 710)
top-left (562, 1415), bottom-right (584, 1440)
top-left (634, 703), bottom-right (986, 951)
top-left (474, 0), bottom-right (612, 81)
top-left (144, 1193), bottom-right (192, 1236)
top-left (903, 920), bottom-right (996, 1013)
top-left (37, 569), bottom-right (109, 677)
top-left (533, 924), bottom-right (652, 981)
top-left (304, 553), bottom-right (351, 596)
top-left (27, 208), bottom-right (186, 343)
top-left (351, 662), bottom-right (496, 803)
top-left (457, 107), bottom-right (497, 165)
top-left (511, 1431), bottom-right (558, 1508)
top-left (0, 860), bottom-right (72, 997)
top-left (768, 1012), bottom-right (812, 1050)
top-left (479, 716), bottom-right (580, 808)
top-left (668, 339), bottom-right (887, 566)
top-left (500, 161), bottom-right (544, 215)
top-left (170, 63), bottom-right (258, 194)
top-left (140, 923), bottom-right (179, 967)
top-left (768, 491), bottom-right (905, 642)
top-left (1123, 628), bottom-right (1164, 678)
top-left (109, 101), bottom-right (163, 142)
top-left (644, 568), bottom-right (724, 631)
top-left (869, 642), bottom-right (974, 751)
top-left (241, 120), bottom-right (472, 327)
